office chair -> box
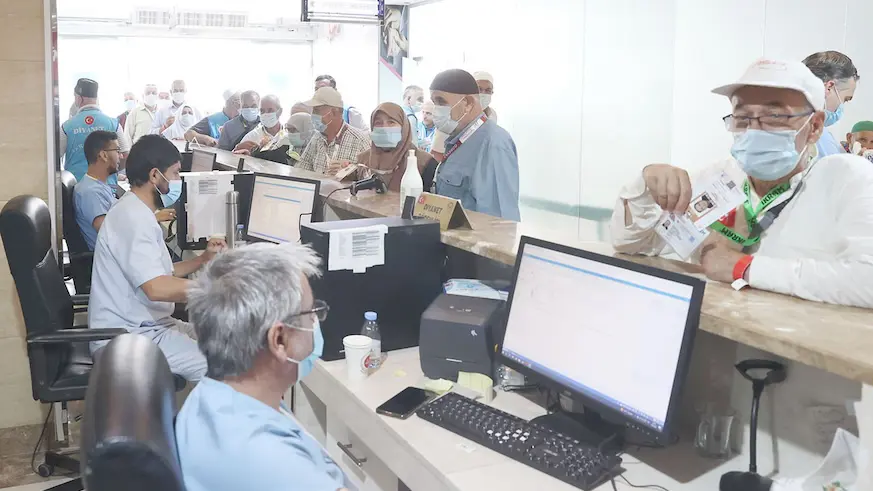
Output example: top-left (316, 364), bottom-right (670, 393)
top-left (80, 334), bottom-right (187, 491)
top-left (60, 171), bottom-right (93, 293)
top-left (0, 195), bottom-right (128, 488)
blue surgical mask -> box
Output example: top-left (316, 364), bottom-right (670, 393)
top-left (824, 85), bottom-right (844, 127)
top-left (285, 318), bottom-right (324, 382)
top-left (241, 108), bottom-right (259, 123)
top-left (371, 127), bottom-right (403, 148)
top-left (288, 133), bottom-right (308, 148)
top-left (410, 102), bottom-right (423, 113)
top-left (155, 171), bottom-right (182, 207)
top-left (432, 98), bottom-right (467, 134)
top-left (730, 116), bottom-right (813, 181)
top-left (312, 113), bottom-right (332, 134)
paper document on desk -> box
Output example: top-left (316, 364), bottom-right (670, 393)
top-left (328, 224), bottom-right (388, 273)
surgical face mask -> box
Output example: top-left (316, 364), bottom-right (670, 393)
top-left (288, 133), bottom-right (308, 148)
top-left (312, 112), bottom-right (332, 134)
top-left (371, 126), bottom-right (403, 149)
top-left (124, 99), bottom-right (136, 111)
top-left (432, 98), bottom-right (467, 134)
top-left (410, 102), bottom-right (423, 113)
top-left (479, 94), bottom-right (492, 109)
top-left (179, 113), bottom-right (195, 128)
top-left (260, 112), bottom-right (280, 128)
top-left (285, 318), bottom-right (324, 383)
top-left (143, 94), bottom-right (158, 107)
top-left (155, 171), bottom-right (182, 207)
top-left (824, 85), bottom-right (844, 127)
top-left (240, 107), bottom-right (259, 123)
top-left (171, 91), bottom-right (186, 105)
top-left (730, 116), bottom-right (813, 181)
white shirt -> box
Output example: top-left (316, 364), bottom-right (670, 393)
top-left (610, 154), bottom-right (873, 308)
top-left (346, 106), bottom-right (369, 131)
top-left (125, 104), bottom-right (156, 144)
top-left (239, 124), bottom-right (288, 151)
top-left (151, 103), bottom-right (202, 134)
top-left (89, 192), bottom-right (175, 330)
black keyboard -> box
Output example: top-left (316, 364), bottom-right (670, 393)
top-left (417, 392), bottom-right (622, 490)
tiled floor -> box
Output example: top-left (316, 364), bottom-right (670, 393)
top-left (0, 480), bottom-right (72, 491)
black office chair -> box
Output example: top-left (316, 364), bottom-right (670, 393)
top-left (0, 195), bottom-right (127, 487)
top-left (60, 171), bottom-right (93, 293)
top-left (80, 334), bottom-right (187, 491)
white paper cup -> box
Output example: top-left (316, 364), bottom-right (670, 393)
top-left (343, 335), bottom-right (373, 382)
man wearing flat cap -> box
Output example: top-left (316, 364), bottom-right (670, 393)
top-left (429, 69), bottom-right (520, 221)
top-left (61, 78), bottom-right (131, 190)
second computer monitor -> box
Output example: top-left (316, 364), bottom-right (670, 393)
top-left (191, 149), bottom-right (216, 173)
top-left (500, 237), bottom-right (704, 444)
top-left (246, 173), bottom-right (320, 244)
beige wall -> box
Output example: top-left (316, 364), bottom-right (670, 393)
top-left (0, 0), bottom-right (50, 428)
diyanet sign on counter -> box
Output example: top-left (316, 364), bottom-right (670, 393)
top-left (413, 193), bottom-right (473, 231)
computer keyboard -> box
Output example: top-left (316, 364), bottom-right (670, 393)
top-left (416, 392), bottom-right (622, 490)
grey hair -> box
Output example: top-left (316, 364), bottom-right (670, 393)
top-left (803, 51), bottom-right (860, 83)
top-left (241, 90), bottom-right (260, 104)
top-left (262, 94), bottom-right (282, 109)
top-left (404, 85), bottom-right (423, 98)
top-left (187, 243), bottom-right (322, 380)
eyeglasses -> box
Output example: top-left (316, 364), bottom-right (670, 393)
top-left (723, 111), bottom-right (813, 132)
top-left (293, 299), bottom-right (330, 322)
top-left (103, 147), bottom-right (121, 153)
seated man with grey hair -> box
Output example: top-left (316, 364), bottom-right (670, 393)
top-left (175, 243), bottom-right (351, 491)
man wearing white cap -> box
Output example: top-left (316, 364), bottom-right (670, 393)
top-left (186, 90), bottom-right (242, 147)
top-left (474, 71), bottom-right (498, 122)
top-left (298, 87), bottom-right (371, 175)
top-left (610, 59), bottom-right (873, 308)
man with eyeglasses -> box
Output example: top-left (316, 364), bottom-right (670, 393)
top-left (176, 243), bottom-right (352, 491)
top-left (610, 59), bottom-right (873, 309)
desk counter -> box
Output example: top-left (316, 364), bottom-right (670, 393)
top-left (192, 145), bottom-right (873, 386)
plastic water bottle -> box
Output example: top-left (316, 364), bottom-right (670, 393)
top-left (399, 149), bottom-right (423, 213)
top-left (361, 312), bottom-right (381, 368)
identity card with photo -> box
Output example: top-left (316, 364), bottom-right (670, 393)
top-left (686, 172), bottom-right (745, 230)
top-left (654, 212), bottom-right (710, 259)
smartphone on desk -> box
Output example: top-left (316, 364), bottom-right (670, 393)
top-left (376, 387), bottom-right (437, 420)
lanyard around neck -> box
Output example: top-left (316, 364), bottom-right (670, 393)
top-left (708, 180), bottom-right (790, 247)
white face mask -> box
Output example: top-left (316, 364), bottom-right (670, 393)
top-left (171, 92), bottom-right (186, 105)
top-left (179, 113), bottom-right (195, 128)
top-left (124, 99), bottom-right (136, 111)
top-left (260, 112), bottom-right (280, 128)
top-left (479, 94), bottom-right (492, 109)
top-left (158, 99), bottom-right (172, 111)
top-left (143, 94), bottom-right (158, 107)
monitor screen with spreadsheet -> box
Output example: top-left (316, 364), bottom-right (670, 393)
top-left (500, 237), bottom-right (704, 441)
top-left (191, 149), bottom-right (216, 173)
top-left (246, 173), bottom-right (320, 244)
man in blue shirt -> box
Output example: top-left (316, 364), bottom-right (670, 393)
top-left (185, 90), bottom-right (241, 147)
top-left (60, 78), bottom-right (131, 190)
top-left (802, 51), bottom-right (860, 158)
top-left (176, 243), bottom-right (351, 491)
top-left (430, 69), bottom-right (520, 221)
top-left (72, 131), bottom-right (120, 250)
top-left (402, 85), bottom-right (424, 146)
top-left (417, 100), bottom-right (437, 151)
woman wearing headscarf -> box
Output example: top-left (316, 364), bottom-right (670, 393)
top-left (354, 102), bottom-right (434, 192)
top-left (285, 112), bottom-right (314, 165)
top-left (162, 103), bottom-right (197, 141)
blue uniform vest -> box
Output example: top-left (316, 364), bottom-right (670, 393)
top-left (206, 111), bottom-right (230, 139)
top-left (343, 106), bottom-right (356, 124)
top-left (62, 108), bottom-right (119, 187)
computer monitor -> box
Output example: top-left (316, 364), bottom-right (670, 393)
top-left (191, 149), bottom-right (216, 173)
top-left (500, 236), bottom-right (705, 446)
top-left (246, 173), bottom-right (320, 244)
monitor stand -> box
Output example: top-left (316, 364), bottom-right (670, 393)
top-left (530, 407), bottom-right (625, 455)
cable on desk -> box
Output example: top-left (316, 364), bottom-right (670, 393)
top-left (321, 186), bottom-right (351, 218)
top-left (611, 474), bottom-right (670, 491)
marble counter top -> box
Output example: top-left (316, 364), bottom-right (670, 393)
top-left (191, 144), bottom-right (873, 385)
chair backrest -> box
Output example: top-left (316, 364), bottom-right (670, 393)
top-left (81, 334), bottom-right (186, 491)
top-left (60, 170), bottom-right (89, 256)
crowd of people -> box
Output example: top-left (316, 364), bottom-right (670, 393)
top-left (52, 48), bottom-right (873, 491)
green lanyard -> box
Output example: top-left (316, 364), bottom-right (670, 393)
top-left (708, 181), bottom-right (791, 247)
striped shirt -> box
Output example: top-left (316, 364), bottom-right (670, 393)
top-left (297, 123), bottom-right (371, 174)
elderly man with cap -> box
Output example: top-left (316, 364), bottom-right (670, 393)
top-left (152, 79), bottom-right (201, 135)
top-left (60, 78), bottom-right (132, 189)
top-left (184, 90), bottom-right (241, 147)
top-left (474, 71), bottom-right (498, 122)
top-left (314, 74), bottom-right (369, 131)
top-left (845, 121), bottom-right (873, 163)
top-left (218, 90), bottom-right (261, 151)
top-left (429, 69), bottom-right (520, 221)
top-left (610, 59), bottom-right (873, 309)
top-left (297, 87), bottom-right (371, 175)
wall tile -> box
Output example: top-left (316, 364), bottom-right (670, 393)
top-left (0, 382), bottom-right (43, 428)
top-left (0, 338), bottom-right (29, 387)
top-left (0, 0), bottom-right (43, 19)
top-left (0, 61), bottom-right (46, 107)
top-left (0, 148), bottom-right (49, 201)
top-left (0, 14), bottom-right (44, 62)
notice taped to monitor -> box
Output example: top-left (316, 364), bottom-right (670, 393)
top-left (328, 225), bottom-right (388, 273)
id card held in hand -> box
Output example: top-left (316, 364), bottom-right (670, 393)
top-left (654, 213), bottom-right (709, 259)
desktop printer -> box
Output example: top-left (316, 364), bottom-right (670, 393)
top-left (419, 294), bottom-right (505, 381)
top-left (301, 217), bottom-right (443, 361)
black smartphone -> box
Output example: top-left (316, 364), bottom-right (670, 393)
top-left (376, 387), bottom-right (436, 419)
